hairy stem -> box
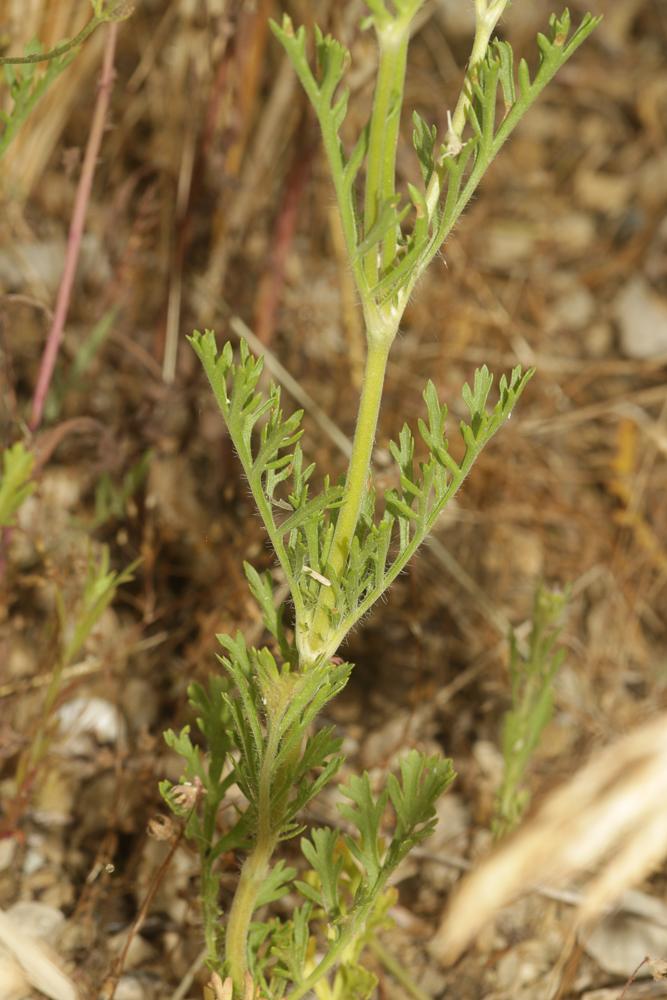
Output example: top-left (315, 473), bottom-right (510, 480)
top-left (225, 727), bottom-right (279, 990)
top-left (300, 337), bottom-right (390, 663)
top-left (362, 21), bottom-right (411, 283)
top-left (450, 0), bottom-right (510, 141)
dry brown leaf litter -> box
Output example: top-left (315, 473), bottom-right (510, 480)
top-left (1, 1), bottom-right (666, 998)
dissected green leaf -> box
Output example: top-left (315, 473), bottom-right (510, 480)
top-left (256, 859), bottom-right (297, 908)
top-left (189, 332), bottom-right (344, 639)
top-left (386, 750), bottom-right (455, 862)
top-left (0, 43), bottom-right (77, 159)
top-left (339, 773), bottom-right (388, 886)
top-left (299, 827), bottom-right (344, 916)
top-left (268, 903), bottom-right (313, 986)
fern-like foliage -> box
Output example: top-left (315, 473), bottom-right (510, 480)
top-left (308, 363), bottom-right (534, 655)
top-left (268, 18), bottom-right (365, 285)
top-left (191, 332), bottom-right (532, 662)
top-left (271, 9), bottom-right (601, 313)
top-left (161, 633), bottom-right (351, 971)
top-left (494, 585), bottom-right (567, 837)
top-left (243, 750), bottom-right (453, 999)
top-left (376, 9), bottom-right (601, 306)
top-left (275, 750), bottom-right (454, 999)
top-left (191, 629), bottom-right (350, 842)
top-left (189, 330), bottom-right (344, 639)
top-left (337, 751), bottom-right (455, 895)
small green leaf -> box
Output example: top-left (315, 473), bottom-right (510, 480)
top-left (339, 772), bottom-right (388, 886)
top-left (412, 110), bottom-right (437, 183)
top-left (269, 904), bottom-right (313, 985)
top-left (387, 749), bottom-right (455, 844)
top-left (256, 859), bottom-right (296, 908)
top-left (335, 962), bottom-right (377, 1000)
top-left (0, 443), bottom-right (35, 527)
top-left (61, 547), bottom-right (138, 665)
top-left (299, 827), bottom-right (344, 915)
top-left (356, 196), bottom-right (405, 258)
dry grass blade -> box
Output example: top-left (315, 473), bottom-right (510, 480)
top-left (0, 909), bottom-right (77, 1000)
top-left (431, 712), bottom-right (667, 965)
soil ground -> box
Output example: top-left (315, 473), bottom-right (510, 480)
top-left (1, 1), bottom-right (666, 999)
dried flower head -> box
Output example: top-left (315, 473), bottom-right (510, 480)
top-left (146, 813), bottom-right (176, 841)
top-left (171, 776), bottom-right (205, 811)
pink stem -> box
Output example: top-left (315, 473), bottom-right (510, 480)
top-left (29, 22), bottom-right (119, 431)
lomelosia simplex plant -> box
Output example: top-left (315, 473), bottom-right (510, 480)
top-left (162, 3), bottom-right (599, 996)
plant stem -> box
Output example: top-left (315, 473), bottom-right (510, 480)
top-left (424, 0), bottom-right (509, 224)
top-left (225, 837), bottom-right (274, 990)
top-left (0, 15), bottom-right (101, 65)
top-left (450, 0), bottom-right (510, 138)
top-left (201, 851), bottom-right (222, 969)
top-left (225, 727), bottom-right (279, 991)
top-left (29, 21), bottom-right (119, 431)
top-left (288, 885), bottom-right (387, 1000)
top-left (327, 338), bottom-right (390, 580)
top-left (362, 21), bottom-right (411, 285)
top-left (300, 336), bottom-right (390, 663)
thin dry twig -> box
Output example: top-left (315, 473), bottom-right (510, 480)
top-left (29, 21), bottom-right (119, 431)
top-left (100, 821), bottom-right (185, 1000)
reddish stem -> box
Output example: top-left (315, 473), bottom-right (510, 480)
top-left (29, 22), bottom-right (119, 431)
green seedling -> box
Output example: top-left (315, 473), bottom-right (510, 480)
top-left (163, 4), bottom-right (599, 995)
top-left (493, 585), bottom-right (568, 839)
top-left (8, 546), bottom-right (137, 831)
top-left (92, 448), bottom-right (152, 529)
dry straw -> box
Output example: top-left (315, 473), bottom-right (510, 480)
top-left (431, 711), bottom-right (667, 964)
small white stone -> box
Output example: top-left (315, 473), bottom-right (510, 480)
top-left (615, 277), bottom-right (667, 359)
top-left (56, 696), bottom-right (127, 754)
top-left (549, 282), bottom-right (596, 332)
top-left (0, 840), bottom-right (16, 874)
top-left (6, 902), bottom-right (65, 943)
top-left (113, 977), bottom-right (145, 1000)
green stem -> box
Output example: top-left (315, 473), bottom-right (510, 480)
top-left (0, 3), bottom-right (131, 66)
top-left (225, 838), bottom-right (274, 990)
top-left (424, 0), bottom-right (509, 221)
top-left (201, 852), bottom-right (222, 968)
top-left (300, 337), bottom-right (390, 663)
top-left (0, 17), bottom-right (101, 65)
top-left (327, 338), bottom-right (390, 580)
top-left (363, 22), bottom-right (411, 285)
top-left (288, 902), bottom-right (373, 1000)
top-left (225, 727), bottom-right (279, 991)
top-left (450, 0), bottom-right (509, 139)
